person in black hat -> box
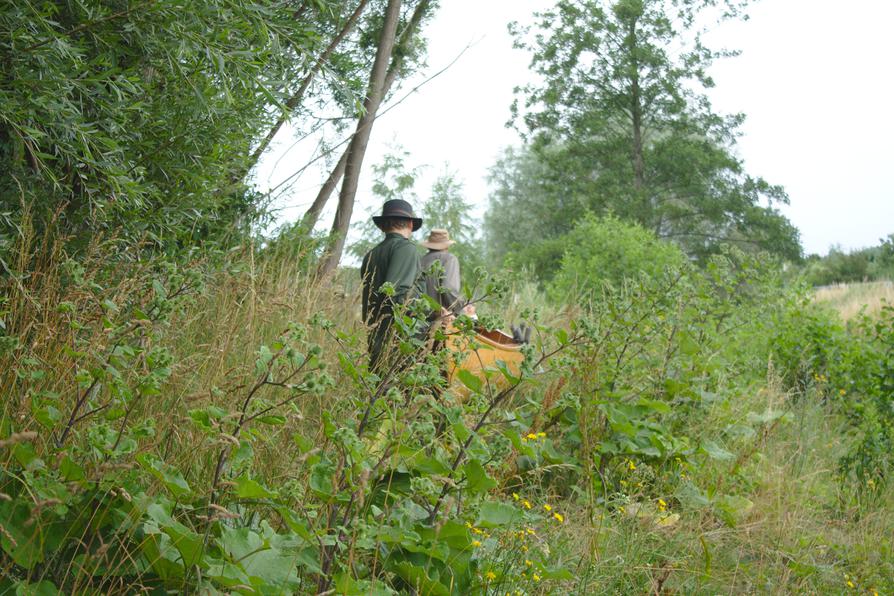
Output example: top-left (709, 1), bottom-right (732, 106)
top-left (360, 199), bottom-right (424, 371)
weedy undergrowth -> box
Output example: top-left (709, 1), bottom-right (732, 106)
top-left (2, 228), bottom-right (892, 594)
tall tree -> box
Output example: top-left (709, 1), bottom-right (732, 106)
top-left (241, 0), bottom-right (373, 176)
top-left (348, 147), bottom-right (421, 261)
top-left (421, 169), bottom-right (485, 275)
top-left (300, 0), bottom-right (435, 233)
top-left (500, 0), bottom-right (801, 266)
top-left (317, 0), bottom-right (403, 276)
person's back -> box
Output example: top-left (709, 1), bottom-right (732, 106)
top-left (360, 199), bottom-right (423, 370)
top-left (361, 233), bottom-right (420, 328)
top-left (419, 229), bottom-right (464, 316)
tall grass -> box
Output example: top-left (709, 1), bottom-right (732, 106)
top-left (814, 280), bottom-right (894, 320)
top-left (3, 226), bottom-right (893, 594)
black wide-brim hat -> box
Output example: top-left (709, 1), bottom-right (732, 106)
top-left (372, 198), bottom-right (423, 231)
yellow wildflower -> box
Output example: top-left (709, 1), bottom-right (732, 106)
top-left (537, 431), bottom-right (546, 438)
top-left (521, 544), bottom-right (529, 552)
top-left (526, 527), bottom-right (536, 535)
top-left (533, 574), bottom-right (541, 582)
top-left (525, 559), bottom-right (533, 567)
top-left (657, 499), bottom-right (667, 512)
top-left (553, 512), bottom-right (564, 523)
top-left (522, 500), bottom-right (532, 509)
top-left (485, 571), bottom-right (497, 581)
top-left (627, 460), bottom-right (636, 471)
top-left (513, 492), bottom-right (520, 501)
top-left (471, 540), bottom-right (482, 548)
top-left (543, 503), bottom-right (552, 511)
top-left (465, 521), bottom-right (473, 529)
top-left (847, 580), bottom-right (855, 588)
top-left (473, 527), bottom-right (484, 535)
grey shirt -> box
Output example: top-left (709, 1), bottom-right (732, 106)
top-left (420, 250), bottom-right (464, 315)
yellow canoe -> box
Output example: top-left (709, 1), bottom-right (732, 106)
top-left (445, 325), bottom-right (525, 396)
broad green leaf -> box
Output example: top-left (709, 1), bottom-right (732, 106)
top-left (60, 455), bottom-right (86, 482)
top-left (256, 415), bottom-right (286, 425)
top-left (235, 476), bottom-right (278, 499)
top-left (14, 579), bottom-right (61, 596)
top-left (137, 453), bottom-right (191, 498)
top-left (391, 561), bottom-right (450, 596)
top-left (714, 494), bottom-right (753, 527)
top-left (700, 439), bottom-right (735, 461)
top-left (310, 461), bottom-right (335, 498)
top-left (475, 502), bottom-right (521, 528)
top-left (456, 369), bottom-right (483, 394)
top-left (462, 459), bottom-right (497, 495)
top-left (33, 405), bottom-right (62, 429)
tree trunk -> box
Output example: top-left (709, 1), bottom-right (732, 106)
top-left (300, 0), bottom-right (433, 232)
top-left (300, 148), bottom-right (348, 230)
top-left (628, 20), bottom-right (645, 192)
top-left (243, 0), bottom-right (371, 176)
top-left (317, 0), bottom-right (403, 276)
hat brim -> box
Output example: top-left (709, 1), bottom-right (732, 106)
top-left (373, 215), bottom-right (422, 232)
top-left (421, 240), bottom-right (455, 250)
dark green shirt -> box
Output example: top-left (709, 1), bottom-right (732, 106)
top-left (360, 233), bottom-right (423, 367)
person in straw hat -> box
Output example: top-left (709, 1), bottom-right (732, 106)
top-left (420, 228), bottom-right (473, 319)
top-left (360, 199), bottom-right (425, 371)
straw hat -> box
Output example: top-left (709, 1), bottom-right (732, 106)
top-left (421, 229), bottom-right (455, 250)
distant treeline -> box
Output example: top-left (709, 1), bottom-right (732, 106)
top-left (800, 235), bottom-right (894, 286)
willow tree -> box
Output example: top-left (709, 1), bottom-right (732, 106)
top-left (501, 0), bottom-right (800, 264)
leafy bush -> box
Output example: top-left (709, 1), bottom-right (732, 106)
top-left (0, 0), bottom-right (332, 253)
top-left (801, 234), bottom-right (894, 286)
top-left (548, 214), bottom-right (686, 301)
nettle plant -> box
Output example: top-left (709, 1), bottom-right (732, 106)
top-left (531, 250), bottom-right (799, 527)
top-left (1, 261), bottom-right (581, 593)
top-left (295, 281), bottom-right (581, 594)
top-left (768, 289), bottom-right (894, 492)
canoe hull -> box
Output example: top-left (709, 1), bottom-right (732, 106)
top-left (445, 326), bottom-right (525, 396)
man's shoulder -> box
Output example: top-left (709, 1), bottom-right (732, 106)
top-left (421, 250), bottom-right (455, 264)
top-left (390, 236), bottom-right (419, 256)
top-left (366, 235), bottom-right (417, 263)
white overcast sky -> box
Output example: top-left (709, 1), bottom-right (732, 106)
top-left (256, 0), bottom-right (894, 256)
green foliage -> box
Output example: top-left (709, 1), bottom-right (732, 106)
top-left (421, 169), bottom-right (486, 277)
top-left (488, 0), bottom-right (802, 276)
top-left (768, 292), bottom-right (894, 489)
top-left (0, 0), bottom-right (339, 252)
top-left (3, 222), bottom-right (894, 593)
top-left (800, 234), bottom-right (894, 286)
top-left (549, 214), bottom-right (686, 300)
top-left (2, 4), bottom-right (893, 593)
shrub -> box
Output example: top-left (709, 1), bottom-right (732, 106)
top-left (548, 214), bottom-right (686, 302)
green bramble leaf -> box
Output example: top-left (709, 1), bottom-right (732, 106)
top-left (700, 439), bottom-right (735, 461)
top-left (137, 454), bottom-right (191, 498)
top-left (235, 476), bottom-right (278, 499)
top-left (475, 501), bottom-right (521, 528)
top-left (456, 369), bottom-right (483, 394)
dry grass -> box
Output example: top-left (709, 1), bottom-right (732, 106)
top-left (814, 280), bottom-right (894, 320)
